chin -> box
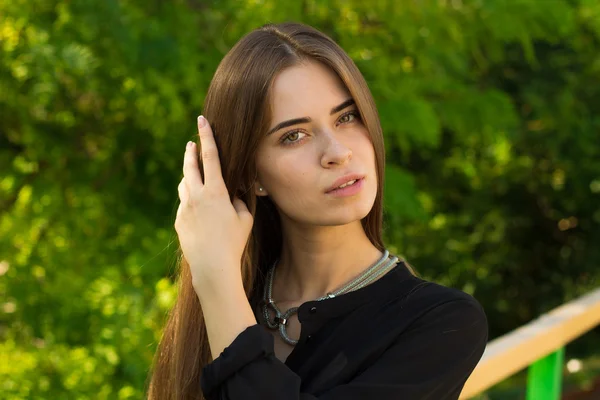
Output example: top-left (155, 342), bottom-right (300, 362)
top-left (317, 199), bottom-right (375, 226)
top-left (278, 187), bottom-right (378, 226)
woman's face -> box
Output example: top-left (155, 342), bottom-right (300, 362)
top-left (255, 60), bottom-right (378, 226)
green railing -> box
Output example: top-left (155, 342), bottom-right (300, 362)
top-left (526, 348), bottom-right (564, 400)
top-left (461, 287), bottom-right (600, 399)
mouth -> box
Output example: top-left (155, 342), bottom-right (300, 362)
top-left (326, 177), bottom-right (365, 197)
top-left (325, 173), bottom-right (366, 193)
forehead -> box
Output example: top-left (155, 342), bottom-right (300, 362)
top-left (269, 60), bottom-right (351, 119)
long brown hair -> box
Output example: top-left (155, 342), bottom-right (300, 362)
top-left (146, 21), bottom-right (389, 400)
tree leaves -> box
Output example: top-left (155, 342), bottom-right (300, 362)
top-left (1, 0), bottom-right (600, 397)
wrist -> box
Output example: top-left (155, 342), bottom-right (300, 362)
top-left (192, 267), bottom-right (244, 300)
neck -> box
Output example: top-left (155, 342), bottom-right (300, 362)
top-left (272, 219), bottom-right (383, 303)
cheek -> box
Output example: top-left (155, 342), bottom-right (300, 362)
top-left (354, 131), bottom-right (377, 169)
top-left (260, 155), bottom-right (324, 219)
top-left (354, 133), bottom-right (379, 195)
top-left (259, 153), bottom-right (313, 198)
top-left (281, 160), bottom-right (313, 201)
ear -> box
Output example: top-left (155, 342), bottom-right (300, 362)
top-left (254, 182), bottom-right (268, 196)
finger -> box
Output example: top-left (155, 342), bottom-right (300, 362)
top-left (233, 196), bottom-right (253, 226)
top-left (232, 196), bottom-right (248, 214)
top-left (183, 140), bottom-right (204, 189)
top-left (197, 116), bottom-right (223, 188)
top-left (178, 178), bottom-right (188, 202)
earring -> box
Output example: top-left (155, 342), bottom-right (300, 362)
top-left (258, 187), bottom-right (264, 192)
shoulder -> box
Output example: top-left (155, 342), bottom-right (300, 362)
top-left (408, 278), bottom-right (486, 313)
top-left (377, 266), bottom-right (488, 339)
top-left (364, 276), bottom-right (489, 398)
top-left (401, 277), bottom-right (488, 342)
top-left (385, 265), bottom-right (486, 318)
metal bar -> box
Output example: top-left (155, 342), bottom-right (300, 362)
top-left (525, 347), bottom-right (565, 400)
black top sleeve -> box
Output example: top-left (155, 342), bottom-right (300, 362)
top-left (200, 299), bottom-right (488, 400)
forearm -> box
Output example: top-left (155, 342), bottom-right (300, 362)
top-left (194, 271), bottom-right (258, 360)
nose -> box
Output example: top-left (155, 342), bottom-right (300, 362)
top-left (320, 131), bottom-right (352, 168)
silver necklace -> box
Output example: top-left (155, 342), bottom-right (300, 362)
top-left (261, 250), bottom-right (399, 345)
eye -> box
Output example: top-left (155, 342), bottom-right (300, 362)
top-left (279, 110), bottom-right (361, 147)
top-left (338, 110), bottom-right (359, 124)
top-left (280, 130), bottom-right (307, 146)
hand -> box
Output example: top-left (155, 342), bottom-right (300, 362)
top-left (175, 116), bottom-right (254, 290)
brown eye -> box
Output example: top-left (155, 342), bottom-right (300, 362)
top-left (339, 111), bottom-right (359, 124)
top-left (340, 114), bottom-right (353, 123)
top-left (280, 130), bottom-right (306, 146)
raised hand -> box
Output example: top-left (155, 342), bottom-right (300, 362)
top-left (175, 116), bottom-right (254, 291)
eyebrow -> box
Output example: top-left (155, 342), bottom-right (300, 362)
top-left (266, 98), bottom-right (356, 136)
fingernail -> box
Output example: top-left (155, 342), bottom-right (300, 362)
top-left (198, 115), bottom-right (206, 128)
top-left (187, 141), bottom-right (193, 149)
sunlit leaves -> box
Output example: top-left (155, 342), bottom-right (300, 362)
top-left (1, 0), bottom-right (600, 398)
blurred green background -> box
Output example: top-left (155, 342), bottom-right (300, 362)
top-left (1, 0), bottom-right (599, 399)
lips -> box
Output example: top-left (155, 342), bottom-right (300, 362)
top-left (325, 173), bottom-right (366, 193)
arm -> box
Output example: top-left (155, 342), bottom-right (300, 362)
top-left (199, 290), bottom-right (488, 400)
top-left (194, 275), bottom-right (257, 360)
top-left (175, 115), bottom-right (258, 360)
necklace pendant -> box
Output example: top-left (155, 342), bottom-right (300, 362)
top-left (262, 300), bottom-right (281, 329)
top-left (262, 249), bottom-right (396, 346)
top-left (278, 306), bottom-right (299, 345)
top-left (279, 323), bottom-right (298, 345)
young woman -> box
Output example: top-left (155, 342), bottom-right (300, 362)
top-left (147, 22), bottom-right (488, 400)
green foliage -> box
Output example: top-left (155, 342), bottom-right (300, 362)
top-left (1, 0), bottom-right (599, 398)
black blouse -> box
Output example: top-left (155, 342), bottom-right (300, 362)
top-left (200, 262), bottom-right (488, 399)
